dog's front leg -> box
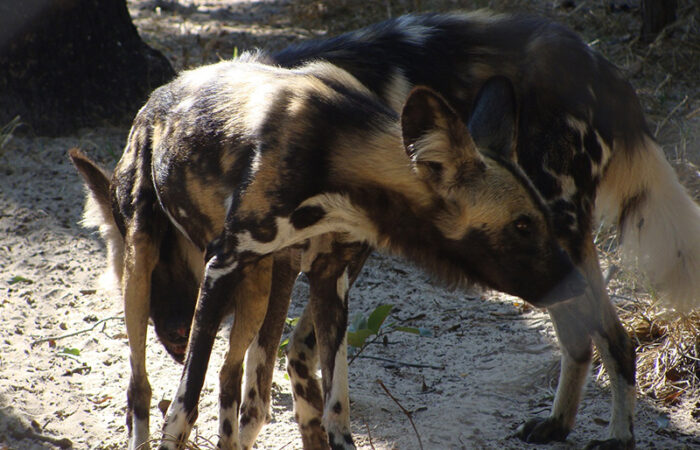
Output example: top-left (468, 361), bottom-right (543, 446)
top-left (517, 237), bottom-right (635, 449)
top-left (159, 250), bottom-right (247, 449)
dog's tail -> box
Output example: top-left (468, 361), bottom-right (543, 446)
top-left (68, 148), bottom-right (124, 290)
top-left (596, 137), bottom-right (700, 311)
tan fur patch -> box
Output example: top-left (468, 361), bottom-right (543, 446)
top-left (437, 158), bottom-right (541, 240)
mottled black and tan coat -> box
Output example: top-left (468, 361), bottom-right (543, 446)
top-left (71, 49), bottom-right (585, 449)
top-left (70, 11), bottom-right (700, 450)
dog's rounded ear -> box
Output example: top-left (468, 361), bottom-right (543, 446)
top-left (401, 86), bottom-right (464, 156)
top-left (401, 86), bottom-right (488, 188)
top-left (468, 76), bottom-right (518, 161)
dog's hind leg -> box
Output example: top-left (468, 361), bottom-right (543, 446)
top-left (123, 230), bottom-right (160, 450)
top-left (287, 303), bottom-right (326, 449)
top-left (239, 250), bottom-right (301, 449)
top-left (286, 244), bottom-right (370, 449)
top-left (304, 243), bottom-right (368, 450)
top-left (217, 256), bottom-right (274, 450)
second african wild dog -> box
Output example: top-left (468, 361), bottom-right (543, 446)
top-left (223, 11), bottom-right (700, 450)
top-left (70, 52), bottom-right (585, 448)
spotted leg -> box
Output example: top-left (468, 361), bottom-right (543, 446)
top-left (287, 302), bottom-right (326, 449)
top-left (517, 237), bottom-right (635, 449)
top-left (306, 243), bottom-right (368, 450)
top-left (285, 244), bottom-right (370, 449)
top-left (123, 231), bottom-right (160, 450)
top-left (239, 250), bottom-right (302, 449)
top-left (217, 256), bottom-right (274, 450)
top-left (159, 248), bottom-right (262, 449)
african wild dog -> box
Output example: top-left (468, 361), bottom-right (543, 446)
top-left (69, 152), bottom-right (199, 365)
top-left (228, 11), bottom-right (700, 450)
top-left (71, 53), bottom-right (585, 449)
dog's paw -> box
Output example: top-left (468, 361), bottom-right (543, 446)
top-left (515, 416), bottom-right (570, 443)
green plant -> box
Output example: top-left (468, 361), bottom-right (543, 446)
top-left (278, 316), bottom-right (300, 357)
top-left (347, 303), bottom-right (431, 365)
top-left (278, 304), bottom-right (430, 362)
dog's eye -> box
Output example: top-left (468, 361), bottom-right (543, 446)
top-left (513, 215), bottom-right (533, 235)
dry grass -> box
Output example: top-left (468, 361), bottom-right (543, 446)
top-left (593, 225), bottom-right (700, 404)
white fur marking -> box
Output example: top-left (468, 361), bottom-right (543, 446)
top-left (162, 384), bottom-right (191, 447)
top-left (336, 268), bottom-right (349, 301)
top-left (206, 259), bottom-right (239, 285)
top-left (395, 15), bottom-right (434, 46)
top-left (129, 417), bottom-right (150, 450)
top-left (596, 137), bottom-right (700, 310)
top-left (219, 402), bottom-right (239, 444)
top-left (224, 194), bottom-right (234, 217)
top-left (323, 333), bottom-right (352, 446)
top-left (235, 197), bottom-right (375, 256)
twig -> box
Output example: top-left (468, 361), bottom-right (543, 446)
top-left (348, 333), bottom-right (382, 366)
top-left (63, 364), bottom-right (91, 376)
top-left (376, 379), bottom-right (424, 450)
top-left (358, 354), bottom-right (444, 370)
top-left (31, 316), bottom-right (123, 347)
top-left (653, 73), bottom-right (672, 96)
top-left (363, 417), bottom-right (376, 450)
top-left (566, 0), bottom-right (590, 17)
top-left (277, 438), bottom-right (296, 449)
top-left (685, 107), bottom-right (700, 119)
top-left (655, 95), bottom-right (688, 136)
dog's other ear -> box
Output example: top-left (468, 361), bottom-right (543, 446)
top-left (467, 76), bottom-right (518, 161)
top-left (401, 86), bottom-right (485, 189)
top-left (69, 147), bottom-right (112, 211)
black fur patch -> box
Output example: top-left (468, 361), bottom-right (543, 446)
top-left (222, 418), bottom-right (233, 436)
top-left (618, 191), bottom-right (648, 238)
top-left (291, 205), bottom-right (326, 229)
top-left (304, 331), bottom-right (316, 350)
top-left (290, 359), bottom-right (309, 379)
top-left (583, 129), bottom-right (603, 164)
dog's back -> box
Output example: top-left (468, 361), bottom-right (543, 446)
top-left (271, 11), bottom-right (700, 310)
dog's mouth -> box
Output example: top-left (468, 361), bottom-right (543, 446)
top-left (166, 343), bottom-right (187, 363)
top-left (154, 322), bottom-right (190, 363)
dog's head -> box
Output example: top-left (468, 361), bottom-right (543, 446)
top-left (400, 80), bottom-right (586, 306)
top-left (69, 148), bottom-right (199, 364)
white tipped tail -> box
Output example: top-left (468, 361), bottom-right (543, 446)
top-left (596, 137), bottom-right (700, 311)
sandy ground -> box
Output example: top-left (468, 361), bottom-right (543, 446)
top-left (1, 1), bottom-right (699, 449)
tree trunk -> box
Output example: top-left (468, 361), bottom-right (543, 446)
top-left (0, 0), bottom-right (175, 136)
top-left (641, 0), bottom-right (678, 42)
